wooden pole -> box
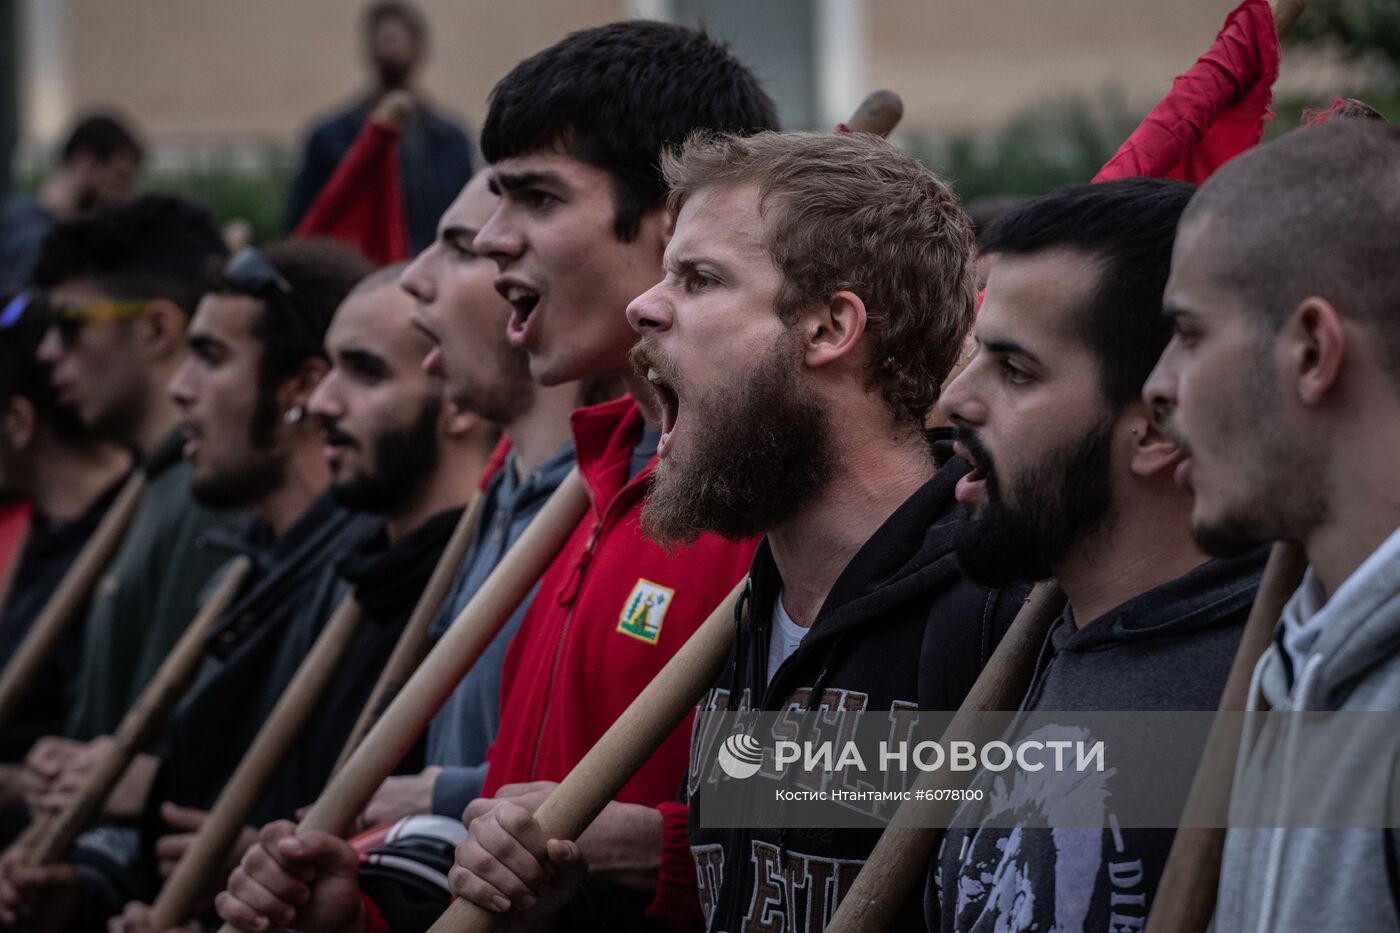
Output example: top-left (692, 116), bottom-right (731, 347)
top-left (1143, 541), bottom-right (1306, 933)
top-left (836, 89), bottom-right (904, 138)
top-left (211, 469), bottom-right (588, 933)
top-left (0, 472), bottom-right (145, 730)
top-left (147, 595), bottom-right (365, 929)
top-left (24, 554), bottom-right (253, 865)
top-left (331, 492), bottom-right (485, 776)
top-left (825, 581), bottom-right (1067, 933)
top-left (427, 579), bottom-right (746, 933)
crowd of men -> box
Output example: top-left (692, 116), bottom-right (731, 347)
top-left (0, 1), bottom-right (1396, 931)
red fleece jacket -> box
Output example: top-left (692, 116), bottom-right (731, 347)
top-left (483, 395), bottom-right (757, 928)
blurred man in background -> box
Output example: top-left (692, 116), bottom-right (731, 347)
top-left (0, 292), bottom-right (131, 839)
top-left (20, 195), bottom-right (231, 803)
top-left (287, 1), bottom-right (473, 253)
top-left (0, 113), bottom-right (144, 290)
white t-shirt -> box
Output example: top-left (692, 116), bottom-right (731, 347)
top-left (767, 592), bottom-right (809, 685)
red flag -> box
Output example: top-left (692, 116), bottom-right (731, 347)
top-left (1095, 0), bottom-right (1279, 184)
top-left (294, 120), bottom-right (411, 265)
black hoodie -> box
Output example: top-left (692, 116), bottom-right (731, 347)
top-left (686, 455), bottom-right (1030, 933)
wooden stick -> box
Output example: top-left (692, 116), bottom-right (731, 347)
top-left (1144, 541), bottom-right (1306, 933)
top-left (147, 594), bottom-right (364, 929)
top-left (331, 491), bottom-right (485, 776)
top-left (427, 579), bottom-right (746, 933)
top-left (838, 89), bottom-right (905, 138)
top-left (24, 554), bottom-right (253, 865)
top-left (298, 469), bottom-right (585, 836)
top-left (0, 472), bottom-right (146, 731)
top-left (211, 469), bottom-right (589, 933)
top-left (826, 580), bottom-right (1067, 933)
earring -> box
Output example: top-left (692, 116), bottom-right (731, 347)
top-left (283, 405), bottom-right (304, 425)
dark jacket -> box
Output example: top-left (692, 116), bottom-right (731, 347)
top-left (156, 492), bottom-right (376, 814)
top-left (929, 548), bottom-right (1266, 933)
top-left (72, 500), bottom-right (461, 927)
top-left (68, 492), bottom-right (372, 927)
top-left (65, 429), bottom-right (229, 740)
top-left (0, 474), bottom-right (129, 763)
top-left (684, 455), bottom-right (1029, 933)
top-left (287, 97), bottom-right (473, 253)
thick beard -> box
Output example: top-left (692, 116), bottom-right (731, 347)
top-left (331, 397), bottom-right (441, 514)
top-left (640, 335), bottom-right (834, 549)
top-left (954, 422), bottom-right (1115, 588)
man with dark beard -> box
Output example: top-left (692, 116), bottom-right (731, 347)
top-left (926, 179), bottom-right (1266, 933)
top-left (103, 263), bottom-right (500, 933)
top-left (443, 130), bottom-right (1028, 932)
top-left (0, 240), bottom-right (375, 929)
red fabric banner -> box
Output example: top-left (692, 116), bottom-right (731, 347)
top-left (294, 121), bottom-right (411, 265)
top-left (1095, 0), bottom-right (1279, 184)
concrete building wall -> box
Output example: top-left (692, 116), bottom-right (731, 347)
top-left (21, 0), bottom-right (627, 150)
top-left (15, 0), bottom-right (1360, 157)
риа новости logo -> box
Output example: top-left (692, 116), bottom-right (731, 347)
top-left (717, 731), bottom-right (764, 779)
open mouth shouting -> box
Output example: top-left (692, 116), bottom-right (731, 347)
top-left (181, 421), bottom-right (204, 461)
top-left (498, 279), bottom-right (542, 349)
top-left (647, 365), bottom-right (682, 459)
top-left (952, 437), bottom-right (989, 505)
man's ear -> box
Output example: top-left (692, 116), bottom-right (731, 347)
top-left (636, 204), bottom-right (675, 253)
top-left (135, 299), bottom-right (190, 362)
top-left (1122, 400), bottom-right (1182, 479)
top-left (1284, 297), bottom-right (1346, 408)
top-left (279, 357), bottom-right (330, 415)
top-left (440, 397), bottom-right (487, 441)
top-left (3, 397), bottom-right (37, 453)
top-left (801, 290), bottom-right (868, 370)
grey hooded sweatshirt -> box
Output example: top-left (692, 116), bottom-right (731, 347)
top-left (1213, 527), bottom-right (1400, 933)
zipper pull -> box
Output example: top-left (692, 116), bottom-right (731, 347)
top-left (557, 520), bottom-right (603, 607)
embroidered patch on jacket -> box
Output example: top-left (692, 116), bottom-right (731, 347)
top-left (617, 578), bottom-right (674, 645)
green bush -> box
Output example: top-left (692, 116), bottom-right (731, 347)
top-left (908, 88), bottom-right (1145, 203)
top-left (139, 154), bottom-right (296, 245)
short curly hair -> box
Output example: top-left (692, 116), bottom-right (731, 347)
top-left (663, 130), bottom-right (975, 428)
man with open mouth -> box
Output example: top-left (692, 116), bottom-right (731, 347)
top-left (929, 179), bottom-right (1266, 933)
top-left (218, 20), bottom-right (780, 933)
top-left (1144, 120), bottom-right (1400, 933)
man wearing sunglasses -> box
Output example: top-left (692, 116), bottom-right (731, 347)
top-left (18, 196), bottom-right (232, 811)
top-left (0, 292), bottom-right (132, 840)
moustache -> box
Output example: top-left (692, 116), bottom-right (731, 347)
top-left (319, 422), bottom-right (360, 450)
top-left (1158, 417), bottom-right (1193, 459)
top-left (953, 426), bottom-right (998, 485)
top-left (628, 340), bottom-right (682, 390)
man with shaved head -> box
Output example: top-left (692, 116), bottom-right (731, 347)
top-left (1145, 120), bottom-right (1400, 930)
